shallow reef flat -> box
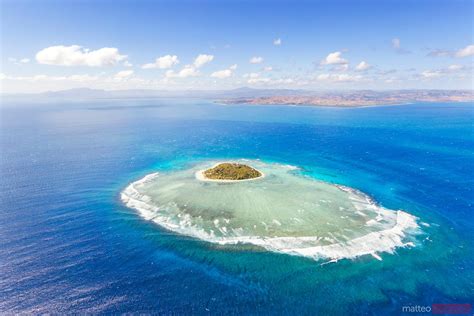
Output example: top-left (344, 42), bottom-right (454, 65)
top-left (122, 160), bottom-right (421, 262)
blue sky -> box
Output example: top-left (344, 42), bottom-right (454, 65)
top-left (1, 0), bottom-right (473, 92)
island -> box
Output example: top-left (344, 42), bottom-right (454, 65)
top-left (122, 159), bottom-right (420, 262)
top-left (218, 90), bottom-right (474, 107)
top-left (196, 162), bottom-right (263, 181)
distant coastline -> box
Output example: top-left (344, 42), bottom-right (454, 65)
top-left (216, 100), bottom-right (413, 108)
top-left (3, 88), bottom-right (473, 108)
top-left (217, 90), bottom-right (474, 108)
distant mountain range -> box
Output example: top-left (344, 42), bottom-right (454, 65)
top-left (2, 88), bottom-right (473, 107)
top-left (1, 87), bottom-right (310, 100)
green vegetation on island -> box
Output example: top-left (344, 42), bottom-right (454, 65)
top-left (203, 163), bottom-right (262, 180)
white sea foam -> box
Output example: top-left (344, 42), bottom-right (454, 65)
top-left (121, 161), bottom-right (421, 262)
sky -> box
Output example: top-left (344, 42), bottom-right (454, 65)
top-left (1, 0), bottom-right (473, 93)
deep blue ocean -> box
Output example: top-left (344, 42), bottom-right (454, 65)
top-left (1, 99), bottom-right (473, 314)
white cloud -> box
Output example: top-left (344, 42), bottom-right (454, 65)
top-left (427, 49), bottom-right (452, 57)
top-left (417, 64), bottom-right (470, 80)
top-left (193, 54), bottom-right (214, 68)
top-left (317, 73), bottom-right (362, 82)
top-left (455, 44), bottom-right (474, 58)
top-left (448, 64), bottom-right (463, 71)
top-left (243, 72), bottom-right (260, 79)
top-left (178, 66), bottom-right (199, 77)
top-left (247, 77), bottom-right (294, 85)
top-left (36, 45), bottom-right (127, 67)
top-left (392, 38), bottom-right (401, 49)
top-left (263, 66), bottom-right (273, 72)
top-left (391, 38), bottom-right (411, 54)
top-left (248, 77), bottom-right (270, 84)
top-left (162, 54), bottom-right (213, 78)
top-left (421, 70), bottom-right (441, 78)
top-left (160, 54), bottom-right (213, 79)
top-left (249, 56), bottom-right (264, 64)
top-left (142, 54), bottom-right (179, 69)
top-left (123, 61), bottom-right (133, 67)
top-left (8, 57), bottom-right (31, 65)
top-left (211, 64), bottom-right (237, 79)
top-left (166, 65), bottom-right (199, 78)
top-left (321, 51), bottom-right (348, 65)
top-left (276, 78), bottom-right (295, 84)
top-left (273, 38), bottom-right (282, 46)
top-left (67, 74), bottom-right (100, 82)
top-left (211, 70), bottom-right (231, 79)
top-left (115, 70), bottom-right (134, 78)
top-left (336, 64), bottom-right (349, 71)
top-left (1, 73), bottom-right (100, 82)
top-left (1, 72), bottom-right (192, 92)
top-left (355, 61), bottom-right (371, 71)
